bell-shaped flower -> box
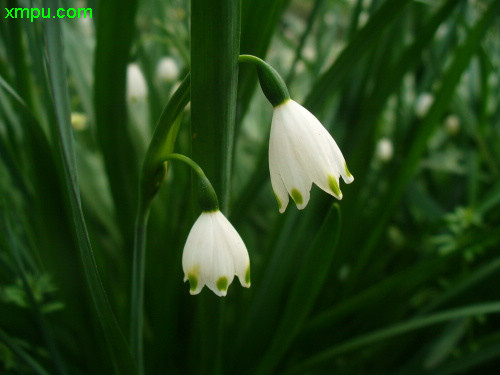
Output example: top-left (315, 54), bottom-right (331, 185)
top-left (269, 99), bottom-right (354, 213)
top-left (182, 210), bottom-right (251, 297)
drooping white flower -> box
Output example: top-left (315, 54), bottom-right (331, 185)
top-left (415, 92), bottom-right (434, 118)
top-left (375, 137), bottom-right (393, 162)
top-left (126, 63), bottom-right (148, 102)
top-left (182, 210), bottom-right (250, 297)
top-left (269, 99), bottom-right (354, 213)
top-left (155, 57), bottom-right (180, 83)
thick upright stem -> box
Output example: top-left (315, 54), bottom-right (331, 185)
top-left (190, 1), bottom-right (240, 374)
top-left (190, 0), bottom-right (240, 214)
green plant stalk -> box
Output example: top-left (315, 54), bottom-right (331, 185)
top-left (130, 77), bottom-right (190, 373)
top-left (238, 54), bottom-right (290, 107)
top-left (94, 0), bottom-right (139, 245)
top-left (190, 2), bottom-right (240, 373)
top-left (190, 0), bottom-right (240, 213)
top-left (129, 209), bottom-right (149, 375)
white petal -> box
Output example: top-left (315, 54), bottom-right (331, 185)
top-left (271, 103), bottom-right (312, 209)
top-left (285, 101), bottom-right (343, 199)
top-left (328, 136), bottom-right (354, 184)
top-left (205, 214), bottom-right (235, 297)
top-left (289, 100), bottom-right (353, 188)
top-left (269, 127), bottom-right (289, 213)
top-left (214, 212), bottom-right (250, 288)
top-left (182, 213), bottom-right (213, 295)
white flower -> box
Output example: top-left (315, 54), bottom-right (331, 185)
top-left (126, 63), bottom-right (147, 102)
top-left (182, 210), bottom-right (250, 297)
top-left (415, 92), bottom-right (434, 118)
top-left (269, 99), bottom-right (354, 213)
top-left (375, 137), bottom-right (393, 162)
top-left (155, 57), bottom-right (180, 83)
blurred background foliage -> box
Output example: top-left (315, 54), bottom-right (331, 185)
top-left (0, 0), bottom-right (499, 374)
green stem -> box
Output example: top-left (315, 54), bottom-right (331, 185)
top-left (129, 75), bottom-right (190, 374)
top-left (161, 153), bottom-right (219, 212)
top-left (238, 55), bottom-right (290, 107)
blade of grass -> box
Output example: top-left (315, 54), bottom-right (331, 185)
top-left (418, 258), bottom-right (500, 315)
top-left (283, 302), bottom-right (500, 375)
top-left (255, 205), bottom-right (341, 375)
top-left (130, 74), bottom-right (190, 375)
top-left (433, 340), bottom-right (500, 375)
top-left (94, 0), bottom-right (139, 245)
top-left (303, 252), bottom-right (456, 335)
top-left (238, 0), bottom-right (290, 122)
top-left (304, 0), bottom-right (413, 112)
top-left (286, 0), bottom-right (326, 85)
top-left (42, 2), bottom-right (137, 374)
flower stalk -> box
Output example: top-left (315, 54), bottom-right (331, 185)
top-left (130, 76), bottom-right (190, 375)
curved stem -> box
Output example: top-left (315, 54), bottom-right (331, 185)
top-left (161, 153), bottom-right (219, 212)
top-left (238, 55), bottom-right (290, 107)
top-left (129, 154), bottom-right (216, 375)
top-left (129, 75), bottom-right (190, 374)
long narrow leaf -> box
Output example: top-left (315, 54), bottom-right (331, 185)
top-left (284, 302), bottom-right (500, 375)
top-left (42, 2), bottom-right (137, 374)
top-left (255, 205), bottom-right (341, 375)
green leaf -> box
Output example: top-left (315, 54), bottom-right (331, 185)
top-left (42, 2), bottom-right (137, 374)
top-left (255, 205), bottom-right (341, 375)
top-left (94, 0), bottom-right (140, 243)
top-left (304, 0), bottom-right (413, 112)
top-left (284, 302), bottom-right (500, 375)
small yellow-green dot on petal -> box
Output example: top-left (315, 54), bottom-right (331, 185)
top-left (245, 266), bottom-right (251, 285)
top-left (291, 189), bottom-right (303, 205)
top-left (328, 175), bottom-right (342, 198)
top-left (216, 277), bottom-right (228, 292)
top-left (188, 273), bottom-right (198, 292)
top-left (344, 162), bottom-right (353, 178)
top-left (274, 192), bottom-right (282, 210)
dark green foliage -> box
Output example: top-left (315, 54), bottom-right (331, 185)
top-left (0, 0), bottom-right (499, 374)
